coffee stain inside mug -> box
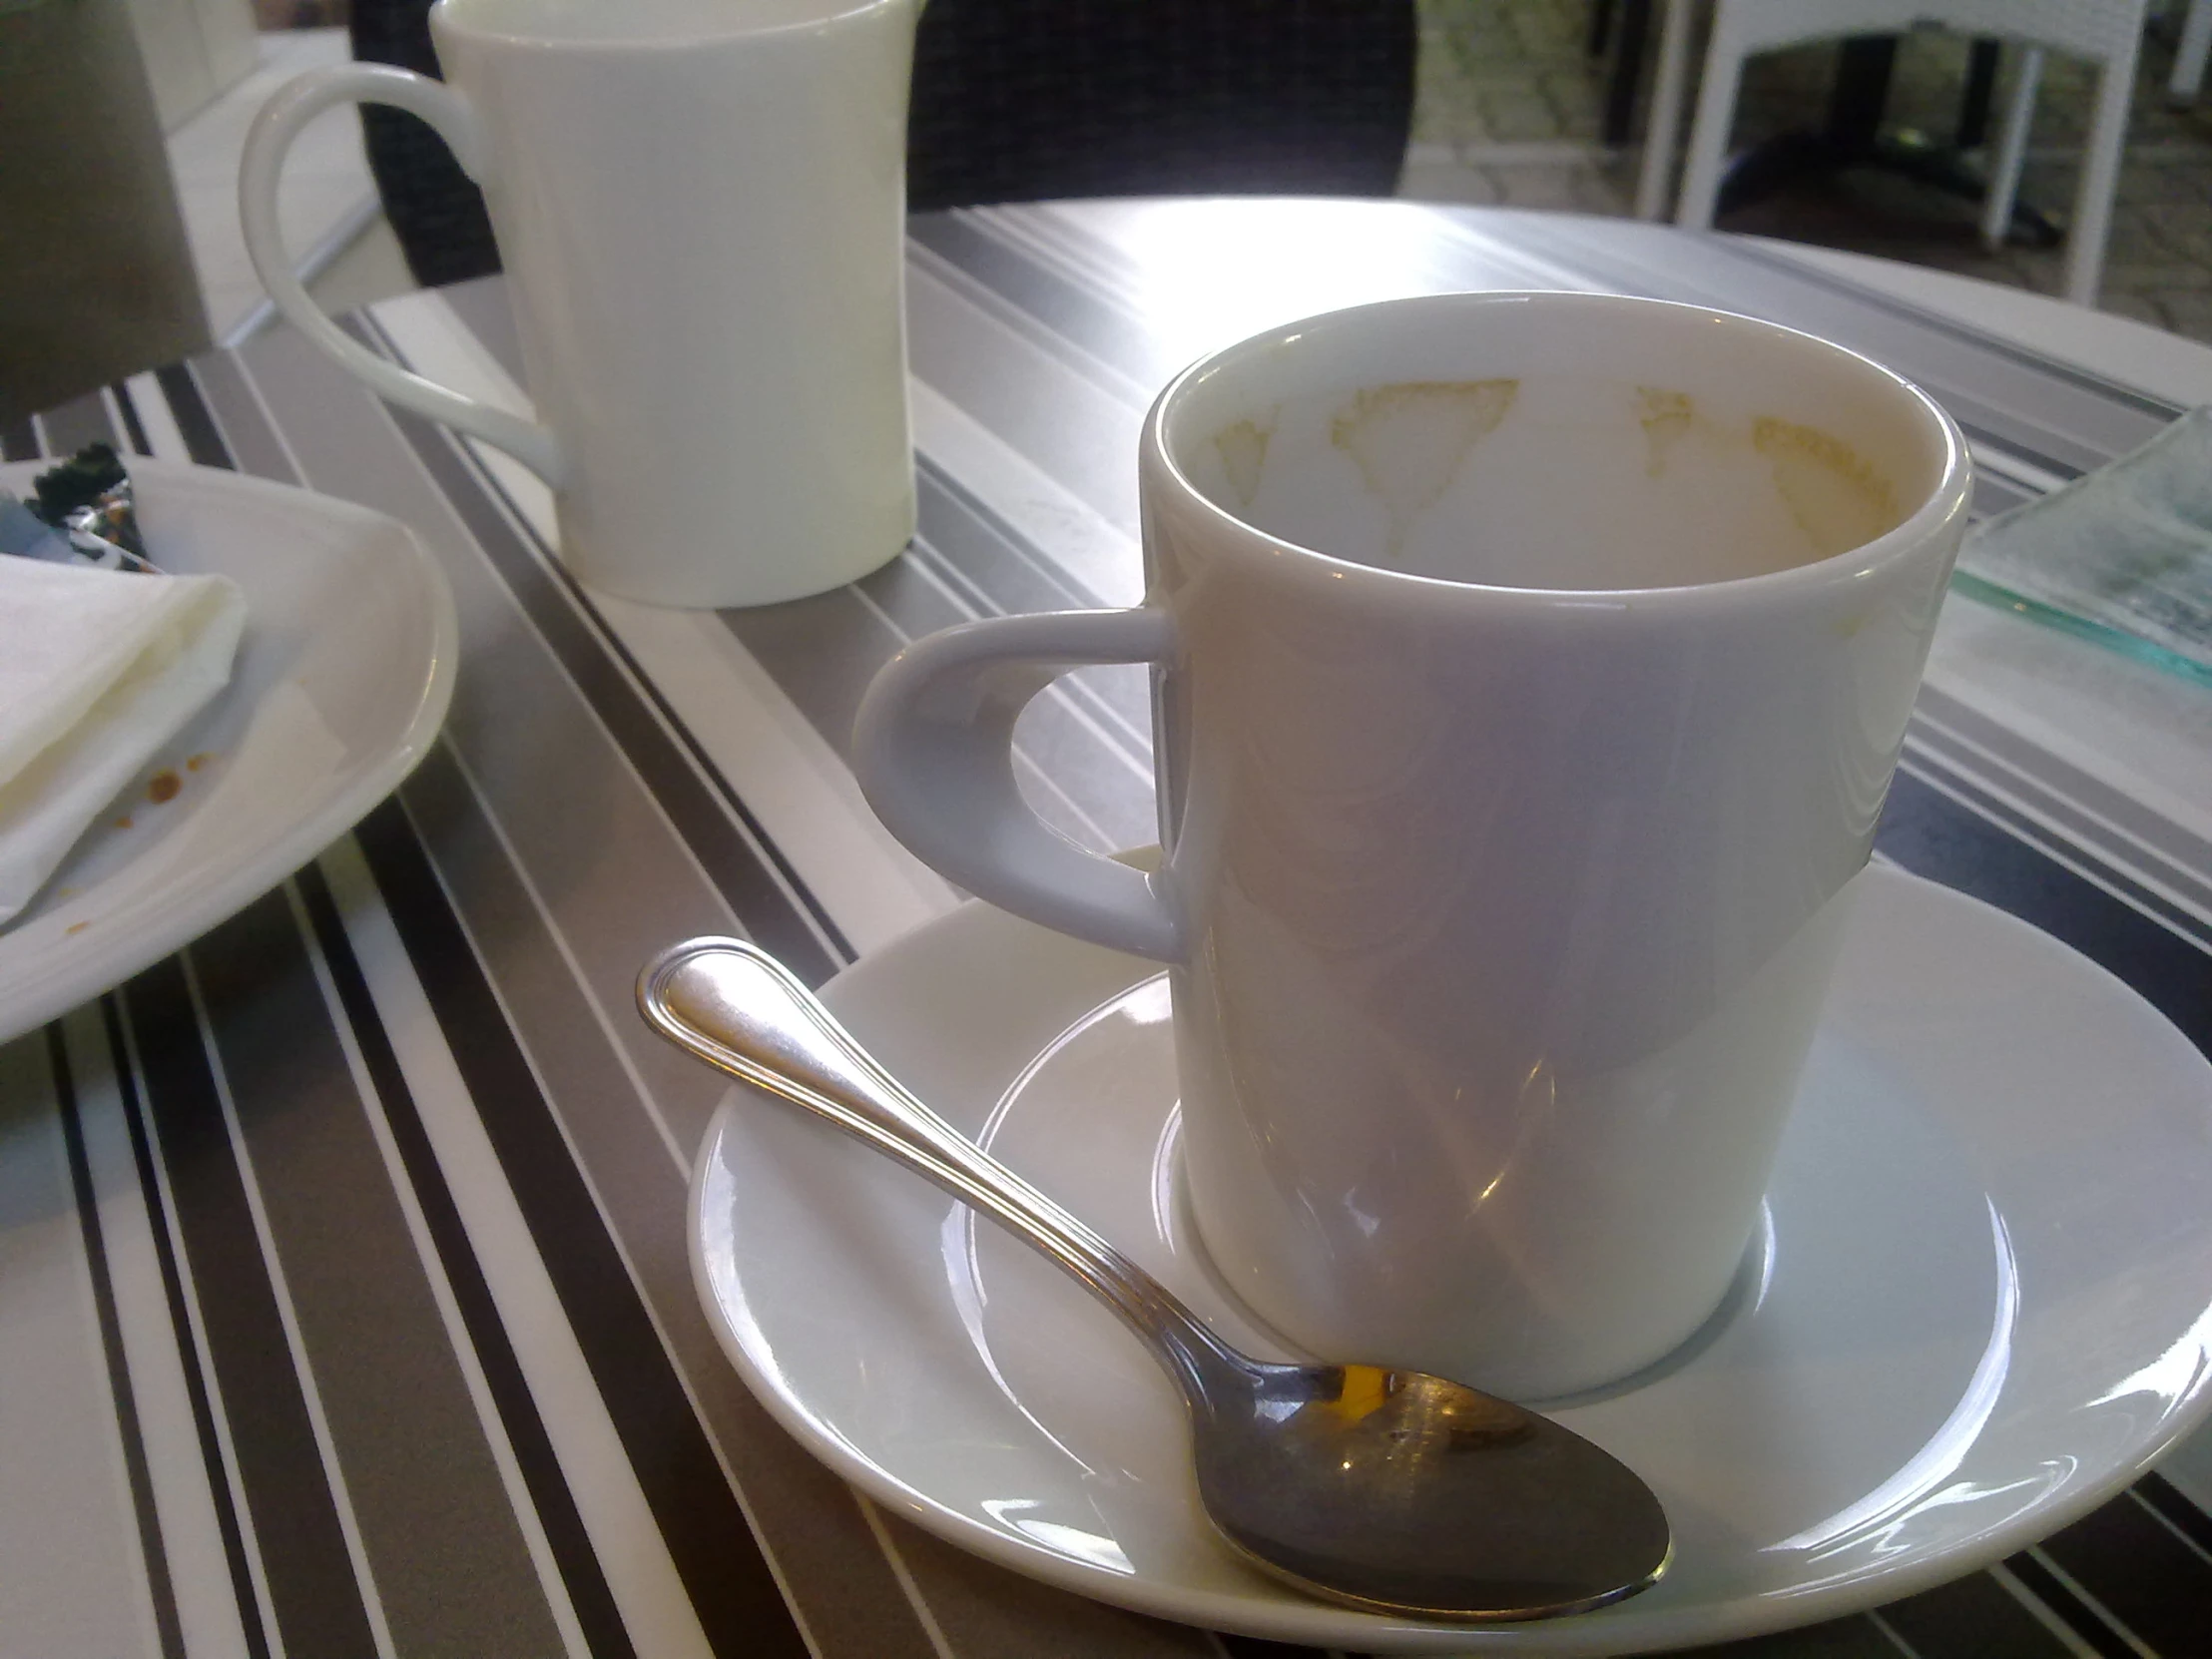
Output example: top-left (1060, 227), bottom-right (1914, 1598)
top-left (1752, 415), bottom-right (1900, 559)
top-left (1212, 415), bottom-right (1278, 509)
top-left (1329, 379), bottom-right (1519, 556)
top-left (1634, 387), bottom-right (1695, 479)
top-left (1206, 377), bottom-right (1901, 585)
top-left (1633, 392), bottom-right (1903, 570)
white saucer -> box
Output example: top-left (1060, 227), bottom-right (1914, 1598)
top-left (0, 460), bottom-right (457, 1042)
top-left (691, 863), bottom-right (2212, 1655)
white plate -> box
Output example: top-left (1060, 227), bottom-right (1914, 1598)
top-left (0, 459), bottom-right (457, 1043)
top-left (692, 863), bottom-right (2212, 1654)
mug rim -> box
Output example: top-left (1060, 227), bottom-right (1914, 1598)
top-left (1140, 289), bottom-right (1972, 610)
top-left (430, 0), bottom-right (901, 51)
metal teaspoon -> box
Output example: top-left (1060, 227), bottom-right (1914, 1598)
top-left (639, 936), bottom-right (1671, 1622)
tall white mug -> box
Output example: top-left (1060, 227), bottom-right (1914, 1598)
top-left (242, 0), bottom-right (917, 609)
top-left (855, 291), bottom-right (1971, 1400)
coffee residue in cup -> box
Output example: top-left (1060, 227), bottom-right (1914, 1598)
top-left (1330, 379), bottom-right (1519, 557)
top-left (1213, 415), bottom-right (1279, 509)
top-left (1635, 387), bottom-right (1696, 479)
top-left (1753, 416), bottom-right (1900, 558)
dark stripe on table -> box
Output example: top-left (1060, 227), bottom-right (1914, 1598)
top-left (0, 413), bottom-right (37, 460)
top-left (100, 998), bottom-right (274, 1659)
top-left (151, 365), bottom-right (232, 469)
top-left (1878, 770), bottom-right (2212, 1052)
top-left (2136, 1473), bottom-right (2212, 1561)
top-left (295, 854), bottom-right (641, 1659)
top-left (1970, 471), bottom-right (2038, 517)
top-left (353, 803), bottom-right (815, 1659)
top-left (2002, 1549), bottom-right (2140, 1658)
top-left (1897, 755), bottom-right (2212, 957)
top-left (46, 1027), bottom-right (188, 1659)
top-left (2039, 1495), bottom-right (2212, 1658)
top-left (918, 451), bottom-right (1116, 608)
top-left (1906, 689), bottom-right (2212, 948)
top-left (190, 887), bottom-right (573, 1659)
top-left (1874, 1569), bottom-right (2078, 1658)
top-left (121, 954), bottom-right (381, 1659)
top-left (910, 473), bottom-right (1096, 621)
top-left (1948, 419), bottom-right (2090, 489)
top-left (110, 381), bottom-right (154, 457)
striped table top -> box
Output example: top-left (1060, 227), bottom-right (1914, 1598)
top-left (7, 199), bottom-right (2212, 1659)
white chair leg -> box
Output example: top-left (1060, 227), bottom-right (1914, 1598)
top-left (1674, 12), bottom-right (1744, 229)
top-left (1980, 45), bottom-right (2040, 252)
top-left (2174, 0), bottom-right (2212, 104)
top-left (2066, 33), bottom-right (2142, 306)
top-left (1635, 0), bottom-right (1700, 220)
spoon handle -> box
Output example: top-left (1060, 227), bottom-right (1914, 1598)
top-left (640, 937), bottom-right (1234, 1389)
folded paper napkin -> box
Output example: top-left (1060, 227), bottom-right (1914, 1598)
top-left (1954, 405), bottom-right (2212, 689)
top-left (0, 557), bottom-right (247, 925)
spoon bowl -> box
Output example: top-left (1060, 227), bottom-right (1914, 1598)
top-left (640, 936), bottom-right (1671, 1622)
top-left (1192, 1361), bottom-right (1669, 1619)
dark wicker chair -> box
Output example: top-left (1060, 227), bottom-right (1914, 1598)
top-left (350, 0), bottom-right (1417, 288)
top-left (349, 0), bottom-right (500, 288)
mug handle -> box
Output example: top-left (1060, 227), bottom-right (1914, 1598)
top-left (852, 608), bottom-right (1186, 962)
top-left (239, 65), bottom-right (564, 485)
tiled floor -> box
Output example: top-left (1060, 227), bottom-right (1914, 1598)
top-left (1406, 0), bottom-right (2212, 342)
top-left (166, 26), bottom-right (407, 342)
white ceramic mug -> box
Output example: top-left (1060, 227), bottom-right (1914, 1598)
top-left (241, 0), bottom-right (917, 609)
top-left (854, 291), bottom-right (1971, 1399)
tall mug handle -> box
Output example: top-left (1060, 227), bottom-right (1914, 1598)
top-left (852, 609), bottom-right (1186, 962)
top-left (239, 65), bottom-right (564, 485)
